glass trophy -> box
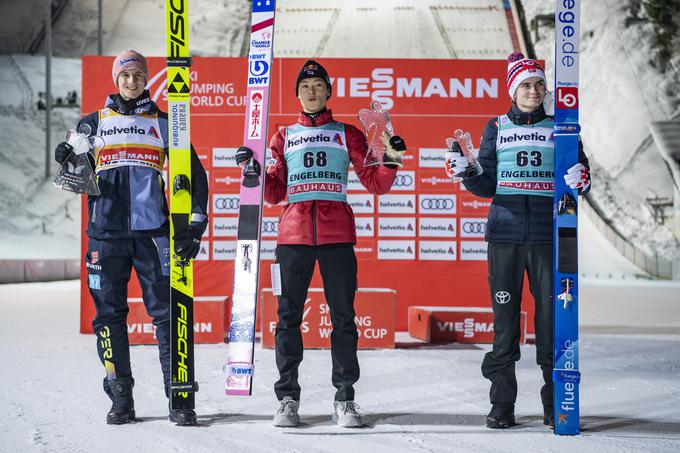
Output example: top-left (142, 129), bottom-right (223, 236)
top-left (445, 129), bottom-right (483, 182)
top-left (358, 100), bottom-right (394, 167)
top-left (53, 129), bottom-right (103, 196)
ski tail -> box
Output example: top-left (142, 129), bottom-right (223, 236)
top-left (166, 0), bottom-right (198, 409)
top-left (552, 0), bottom-right (582, 436)
top-left (225, 0), bottom-right (277, 396)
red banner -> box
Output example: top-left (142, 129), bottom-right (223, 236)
top-left (80, 56), bottom-right (537, 336)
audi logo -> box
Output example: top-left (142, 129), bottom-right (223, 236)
top-left (261, 220), bottom-right (278, 233)
top-left (393, 174), bottom-right (414, 187)
top-left (420, 198), bottom-right (455, 211)
top-left (214, 197), bottom-right (240, 210)
top-left (462, 221), bottom-right (486, 234)
top-left (495, 291), bottom-right (511, 305)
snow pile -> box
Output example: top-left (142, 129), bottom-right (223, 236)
top-left (521, 0), bottom-right (680, 261)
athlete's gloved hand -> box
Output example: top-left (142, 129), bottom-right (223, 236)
top-left (55, 141), bottom-right (74, 164)
top-left (564, 162), bottom-right (590, 194)
top-left (173, 221), bottom-right (207, 260)
top-left (235, 146), bottom-right (254, 166)
top-left (381, 132), bottom-right (406, 168)
top-left (444, 140), bottom-right (470, 179)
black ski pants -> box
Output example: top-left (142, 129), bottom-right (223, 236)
top-left (87, 236), bottom-right (171, 386)
top-left (274, 243), bottom-right (359, 402)
top-left (481, 242), bottom-right (553, 410)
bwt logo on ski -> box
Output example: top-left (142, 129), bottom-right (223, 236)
top-left (248, 60), bottom-right (270, 85)
top-left (330, 68), bottom-right (500, 109)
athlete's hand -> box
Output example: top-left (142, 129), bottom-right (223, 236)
top-left (235, 146), bottom-right (254, 166)
top-left (173, 221), bottom-right (206, 260)
top-left (55, 141), bottom-right (73, 164)
top-left (444, 150), bottom-right (469, 179)
top-left (564, 162), bottom-right (590, 194)
top-left (381, 132), bottom-right (406, 168)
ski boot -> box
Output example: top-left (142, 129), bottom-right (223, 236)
top-left (104, 377), bottom-right (136, 424)
top-left (169, 408), bottom-right (197, 426)
top-left (273, 396), bottom-right (300, 427)
top-left (486, 402), bottom-right (515, 429)
top-left (332, 401), bottom-right (363, 428)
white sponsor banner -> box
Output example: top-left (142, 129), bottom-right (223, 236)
top-left (347, 194), bottom-right (375, 213)
top-left (213, 194), bottom-right (240, 214)
top-left (213, 147), bottom-right (239, 167)
top-left (419, 240), bottom-right (457, 261)
top-left (378, 194), bottom-right (416, 214)
top-left (419, 194), bottom-right (457, 215)
top-left (419, 148), bottom-right (447, 168)
top-left (213, 240), bottom-right (236, 261)
top-left (195, 241), bottom-right (210, 261)
top-left (261, 216), bottom-right (279, 238)
top-left (378, 217), bottom-right (416, 237)
top-left (260, 240), bottom-right (277, 260)
top-left (460, 241), bottom-right (488, 261)
top-left (460, 217), bottom-right (487, 238)
top-left (419, 217), bottom-right (457, 237)
top-left (212, 216), bottom-right (239, 238)
top-left (355, 217), bottom-right (375, 237)
top-left (347, 170), bottom-right (365, 191)
top-left (391, 171), bottom-right (416, 191)
top-left (377, 240), bottom-right (416, 260)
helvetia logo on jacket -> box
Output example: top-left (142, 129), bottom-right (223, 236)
top-left (148, 126), bottom-right (160, 139)
top-left (333, 133), bottom-right (344, 146)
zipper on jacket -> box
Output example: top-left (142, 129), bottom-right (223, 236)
top-left (312, 200), bottom-right (317, 245)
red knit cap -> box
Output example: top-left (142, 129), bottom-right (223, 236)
top-left (506, 52), bottom-right (545, 99)
top-left (111, 49), bottom-right (149, 87)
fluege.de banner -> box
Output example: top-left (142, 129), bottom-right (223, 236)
top-left (80, 56), bottom-right (538, 334)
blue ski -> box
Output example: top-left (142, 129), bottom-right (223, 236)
top-left (553, 0), bottom-right (582, 436)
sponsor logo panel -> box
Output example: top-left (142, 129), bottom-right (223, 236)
top-left (212, 147), bottom-right (239, 168)
top-left (459, 193), bottom-right (491, 215)
top-left (419, 240), bottom-right (457, 261)
top-left (212, 194), bottom-right (240, 214)
top-left (391, 171), bottom-right (415, 191)
top-left (212, 168), bottom-right (242, 192)
top-left (347, 170), bottom-right (367, 192)
top-left (261, 217), bottom-right (279, 238)
top-left (377, 240), bottom-right (416, 260)
top-left (347, 194), bottom-right (375, 214)
top-left (354, 239), bottom-right (376, 260)
top-left (460, 217), bottom-right (487, 238)
top-left (378, 217), bottom-right (416, 237)
top-left (195, 241), bottom-right (210, 261)
top-left (419, 217), bottom-right (456, 237)
top-left (419, 148), bottom-right (447, 168)
top-left (460, 240), bottom-right (488, 261)
top-left (418, 168), bottom-right (457, 193)
top-left (212, 216), bottom-right (238, 238)
top-left (355, 217), bottom-right (375, 237)
top-left (260, 240), bottom-right (277, 260)
top-left (212, 240), bottom-right (236, 261)
top-left (378, 194), bottom-right (416, 214)
top-left (419, 194), bottom-right (456, 214)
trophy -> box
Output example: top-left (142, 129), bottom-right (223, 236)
top-left (445, 129), bottom-right (483, 182)
top-left (358, 100), bottom-right (394, 167)
top-left (53, 129), bottom-right (103, 196)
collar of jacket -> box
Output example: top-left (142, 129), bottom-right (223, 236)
top-left (298, 108), bottom-right (333, 127)
top-left (507, 103), bottom-right (547, 125)
top-left (105, 90), bottom-right (157, 115)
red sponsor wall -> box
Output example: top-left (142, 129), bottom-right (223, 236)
top-left (80, 57), bottom-right (537, 336)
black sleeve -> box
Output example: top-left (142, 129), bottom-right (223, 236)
top-left (77, 112), bottom-right (99, 168)
top-left (189, 145), bottom-right (209, 221)
top-left (462, 117), bottom-right (498, 198)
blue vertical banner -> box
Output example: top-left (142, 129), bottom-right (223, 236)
top-left (553, 0), bottom-right (581, 436)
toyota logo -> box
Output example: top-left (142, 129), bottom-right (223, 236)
top-left (462, 221), bottom-right (486, 234)
top-left (214, 197), bottom-right (240, 210)
top-left (495, 291), bottom-right (511, 304)
top-left (420, 197), bottom-right (455, 211)
top-left (261, 220), bottom-right (278, 233)
top-left (393, 174), bottom-right (414, 187)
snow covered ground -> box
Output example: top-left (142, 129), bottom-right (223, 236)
top-left (2, 280), bottom-right (679, 453)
